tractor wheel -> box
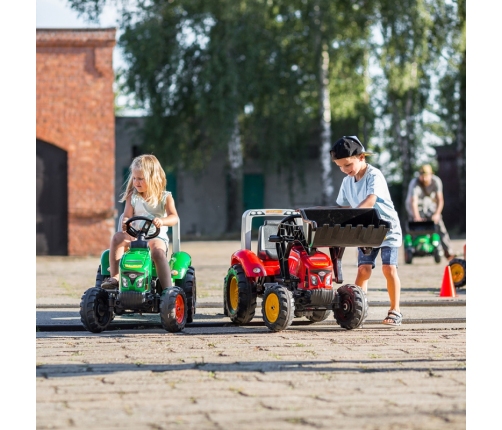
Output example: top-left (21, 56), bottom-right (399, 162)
top-left (306, 310), bottom-right (332, 323)
top-left (178, 266), bottom-right (196, 323)
top-left (160, 287), bottom-right (187, 333)
top-left (404, 249), bottom-right (413, 264)
top-left (80, 287), bottom-right (113, 333)
top-left (262, 285), bottom-right (294, 332)
top-left (224, 264), bottom-right (257, 325)
top-left (433, 248), bottom-right (442, 264)
top-left (95, 265), bottom-right (105, 288)
top-left (448, 258), bottom-right (466, 288)
top-left (333, 284), bottom-right (366, 330)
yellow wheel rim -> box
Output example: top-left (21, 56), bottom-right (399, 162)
top-left (229, 277), bottom-right (239, 310)
top-left (265, 293), bottom-right (280, 323)
top-left (450, 263), bottom-right (465, 284)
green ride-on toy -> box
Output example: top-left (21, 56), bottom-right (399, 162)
top-left (80, 216), bottom-right (196, 333)
top-left (223, 207), bottom-right (390, 332)
top-left (403, 221), bottom-right (442, 264)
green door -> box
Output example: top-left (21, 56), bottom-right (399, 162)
top-left (166, 172), bottom-right (177, 202)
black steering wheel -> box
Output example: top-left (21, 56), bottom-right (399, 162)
top-left (124, 216), bottom-right (161, 240)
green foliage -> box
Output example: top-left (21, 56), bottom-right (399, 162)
top-left (67, 0), bottom-right (465, 187)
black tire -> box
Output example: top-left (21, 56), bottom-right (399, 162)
top-left (333, 284), bottom-right (366, 330)
top-left (177, 266), bottom-right (196, 323)
top-left (224, 264), bottom-right (257, 325)
top-left (80, 287), bottom-right (113, 333)
top-left (160, 287), bottom-right (187, 333)
top-left (306, 310), bottom-right (332, 323)
top-left (405, 248), bottom-right (413, 264)
top-left (95, 265), bottom-right (105, 288)
top-left (448, 258), bottom-right (466, 288)
top-left (433, 248), bottom-right (441, 264)
top-left (262, 285), bottom-right (294, 332)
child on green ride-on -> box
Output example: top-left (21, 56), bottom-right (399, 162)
top-left (101, 154), bottom-right (179, 291)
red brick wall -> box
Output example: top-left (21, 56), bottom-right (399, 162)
top-left (37, 29), bottom-right (117, 256)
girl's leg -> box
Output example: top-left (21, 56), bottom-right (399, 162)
top-left (149, 239), bottom-right (173, 289)
top-left (108, 231), bottom-right (131, 280)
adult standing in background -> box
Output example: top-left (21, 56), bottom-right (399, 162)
top-left (406, 164), bottom-right (455, 260)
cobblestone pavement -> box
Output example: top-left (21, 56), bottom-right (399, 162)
top-left (36, 239), bottom-right (467, 429)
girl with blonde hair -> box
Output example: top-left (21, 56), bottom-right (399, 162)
top-left (102, 154), bottom-right (179, 290)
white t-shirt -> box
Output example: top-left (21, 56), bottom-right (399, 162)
top-left (336, 164), bottom-right (402, 247)
top-left (131, 190), bottom-right (171, 243)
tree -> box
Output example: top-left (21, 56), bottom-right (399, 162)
top-left (372, 0), bottom-right (458, 219)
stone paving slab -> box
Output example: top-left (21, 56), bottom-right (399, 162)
top-left (36, 239), bottom-right (467, 429)
top-left (36, 325), bottom-right (466, 429)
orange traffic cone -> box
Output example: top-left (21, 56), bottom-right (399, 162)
top-left (439, 265), bottom-right (457, 297)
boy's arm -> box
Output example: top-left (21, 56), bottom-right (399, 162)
top-left (356, 194), bottom-right (377, 208)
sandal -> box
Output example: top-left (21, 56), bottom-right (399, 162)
top-left (101, 277), bottom-right (119, 289)
top-left (382, 310), bottom-right (402, 326)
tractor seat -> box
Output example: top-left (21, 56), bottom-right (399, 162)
top-left (257, 220), bottom-right (280, 261)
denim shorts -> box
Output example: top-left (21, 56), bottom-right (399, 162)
top-left (358, 246), bottom-right (399, 268)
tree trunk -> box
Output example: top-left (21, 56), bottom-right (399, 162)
top-left (319, 44), bottom-right (333, 205)
top-left (226, 117), bottom-right (243, 233)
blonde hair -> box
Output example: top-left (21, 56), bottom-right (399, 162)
top-left (120, 154), bottom-right (167, 207)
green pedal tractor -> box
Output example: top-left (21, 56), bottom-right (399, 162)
top-left (403, 221), bottom-right (442, 264)
top-left (80, 216), bottom-right (196, 333)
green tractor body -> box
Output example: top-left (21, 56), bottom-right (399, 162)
top-left (404, 221), bottom-right (442, 264)
top-left (80, 216), bottom-right (196, 333)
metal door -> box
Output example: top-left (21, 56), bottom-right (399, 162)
top-left (36, 139), bottom-right (68, 255)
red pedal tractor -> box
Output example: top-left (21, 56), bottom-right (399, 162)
top-left (223, 207), bottom-right (390, 332)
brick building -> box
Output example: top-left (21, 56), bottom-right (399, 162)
top-left (36, 28), bottom-right (117, 256)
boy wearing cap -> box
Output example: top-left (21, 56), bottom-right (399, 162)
top-left (406, 164), bottom-right (454, 259)
top-left (331, 136), bottom-right (403, 326)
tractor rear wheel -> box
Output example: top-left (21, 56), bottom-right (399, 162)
top-left (306, 310), bottom-right (331, 323)
top-left (448, 258), bottom-right (466, 288)
top-left (178, 266), bottom-right (196, 323)
top-left (95, 265), bottom-right (105, 288)
top-left (80, 287), bottom-right (113, 333)
top-left (160, 287), bottom-right (187, 333)
top-left (224, 264), bottom-right (257, 324)
top-left (262, 285), bottom-right (294, 332)
top-left (333, 284), bottom-right (366, 330)
top-left (405, 249), bottom-right (413, 264)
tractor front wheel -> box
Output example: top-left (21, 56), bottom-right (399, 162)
top-left (160, 287), bottom-right (187, 333)
top-left (80, 287), bottom-right (113, 333)
top-left (433, 248), bottom-right (442, 264)
top-left (333, 284), bottom-right (366, 330)
top-left (262, 285), bottom-right (294, 332)
top-left (224, 264), bottom-right (257, 325)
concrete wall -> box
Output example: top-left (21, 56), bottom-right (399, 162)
top-left (115, 117), bottom-right (345, 238)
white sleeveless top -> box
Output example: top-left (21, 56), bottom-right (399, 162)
top-left (131, 190), bottom-right (171, 243)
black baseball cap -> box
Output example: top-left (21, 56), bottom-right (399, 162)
top-left (330, 136), bottom-right (373, 161)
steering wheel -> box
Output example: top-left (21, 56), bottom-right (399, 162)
top-left (124, 216), bottom-right (161, 240)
